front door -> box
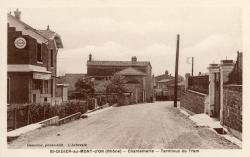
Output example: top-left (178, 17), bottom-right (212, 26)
top-left (214, 72), bottom-right (221, 119)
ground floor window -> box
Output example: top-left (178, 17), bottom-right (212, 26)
top-left (32, 79), bottom-right (43, 93)
top-left (7, 77), bottom-right (10, 104)
top-left (44, 80), bottom-right (48, 94)
top-left (51, 79), bottom-right (54, 97)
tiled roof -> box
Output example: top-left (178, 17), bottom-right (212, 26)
top-left (116, 67), bottom-right (146, 76)
top-left (8, 13), bottom-right (63, 48)
top-left (38, 29), bottom-right (64, 48)
top-left (38, 30), bottom-right (56, 39)
top-left (87, 60), bottom-right (150, 67)
top-left (155, 74), bottom-right (174, 81)
top-left (8, 14), bottom-right (48, 44)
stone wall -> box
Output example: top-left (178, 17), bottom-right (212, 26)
top-left (180, 90), bottom-right (207, 114)
top-left (223, 85), bottom-right (242, 133)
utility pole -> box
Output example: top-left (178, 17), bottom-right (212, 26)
top-left (192, 57), bottom-right (194, 76)
top-left (174, 34), bottom-right (180, 107)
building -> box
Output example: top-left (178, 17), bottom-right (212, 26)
top-left (154, 70), bottom-right (184, 100)
top-left (207, 52), bottom-right (242, 139)
top-left (87, 54), bottom-right (153, 103)
top-left (7, 9), bottom-right (63, 104)
top-left (56, 73), bottom-right (86, 99)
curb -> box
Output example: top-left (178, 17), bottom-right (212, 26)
top-left (178, 108), bottom-right (242, 148)
top-left (7, 104), bottom-right (114, 142)
top-left (82, 104), bottom-right (114, 118)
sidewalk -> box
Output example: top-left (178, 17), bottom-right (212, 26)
top-left (179, 108), bottom-right (242, 148)
top-left (8, 104), bottom-right (113, 142)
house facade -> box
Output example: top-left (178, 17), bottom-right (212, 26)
top-left (7, 9), bottom-right (63, 104)
top-left (56, 73), bottom-right (86, 99)
top-left (154, 70), bottom-right (184, 100)
top-left (87, 55), bottom-right (153, 103)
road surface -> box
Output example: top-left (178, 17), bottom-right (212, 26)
top-left (8, 101), bottom-right (239, 149)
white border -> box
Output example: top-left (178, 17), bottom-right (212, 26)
top-left (1, 0), bottom-right (250, 157)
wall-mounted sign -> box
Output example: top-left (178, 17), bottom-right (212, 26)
top-left (14, 37), bottom-right (27, 49)
top-left (33, 72), bottom-right (51, 80)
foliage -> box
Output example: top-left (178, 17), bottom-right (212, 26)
top-left (188, 75), bottom-right (209, 94)
top-left (227, 69), bottom-right (242, 85)
top-left (106, 74), bottom-right (129, 95)
top-left (74, 77), bottom-right (95, 99)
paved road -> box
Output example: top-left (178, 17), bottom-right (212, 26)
top-left (8, 102), bottom-right (239, 149)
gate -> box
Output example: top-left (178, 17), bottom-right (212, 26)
top-left (214, 72), bottom-right (221, 119)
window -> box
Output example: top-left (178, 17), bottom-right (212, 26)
top-left (32, 80), bottom-right (42, 93)
top-left (7, 78), bottom-right (10, 104)
top-left (51, 49), bottom-right (54, 67)
top-left (37, 44), bottom-right (42, 62)
top-left (51, 79), bottom-right (54, 97)
top-left (44, 80), bottom-right (48, 94)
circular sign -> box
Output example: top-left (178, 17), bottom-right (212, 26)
top-left (14, 37), bottom-right (27, 49)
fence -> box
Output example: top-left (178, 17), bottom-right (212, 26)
top-left (7, 100), bottom-right (89, 131)
top-left (188, 75), bottom-right (209, 94)
top-left (7, 94), bottom-right (119, 131)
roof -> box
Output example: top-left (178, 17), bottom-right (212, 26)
top-left (87, 60), bottom-right (151, 67)
top-left (8, 14), bottom-right (48, 44)
top-left (8, 13), bottom-right (63, 48)
top-left (158, 78), bottom-right (173, 83)
top-left (168, 82), bottom-right (185, 87)
top-left (116, 67), bottom-right (146, 76)
top-left (56, 73), bottom-right (86, 91)
top-left (155, 74), bottom-right (174, 82)
top-left (38, 29), bottom-right (64, 48)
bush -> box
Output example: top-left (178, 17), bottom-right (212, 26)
top-left (87, 98), bottom-right (95, 110)
top-left (29, 100), bottom-right (88, 121)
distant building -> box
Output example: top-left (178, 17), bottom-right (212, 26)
top-left (56, 73), bottom-right (86, 98)
top-left (154, 70), bottom-right (184, 101)
top-left (87, 54), bottom-right (153, 103)
top-left (7, 9), bottom-right (63, 104)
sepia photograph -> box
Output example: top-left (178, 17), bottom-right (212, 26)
top-left (1, 0), bottom-right (249, 157)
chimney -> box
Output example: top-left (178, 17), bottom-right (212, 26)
top-left (132, 56), bottom-right (137, 64)
top-left (165, 70), bottom-right (169, 76)
top-left (14, 9), bottom-right (21, 20)
top-left (89, 53), bottom-right (92, 61)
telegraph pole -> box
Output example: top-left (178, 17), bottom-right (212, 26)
top-left (174, 34), bottom-right (180, 107)
top-left (191, 57), bottom-right (194, 76)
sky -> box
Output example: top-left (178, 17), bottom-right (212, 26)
top-left (11, 6), bottom-right (242, 76)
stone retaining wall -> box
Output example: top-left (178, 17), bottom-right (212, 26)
top-left (180, 90), bottom-right (208, 114)
top-left (223, 85), bottom-right (242, 134)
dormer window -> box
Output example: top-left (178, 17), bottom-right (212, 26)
top-left (37, 43), bottom-right (42, 62)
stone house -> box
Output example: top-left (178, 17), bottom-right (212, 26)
top-left (154, 70), bottom-right (184, 100)
top-left (7, 9), bottom-right (63, 104)
top-left (87, 54), bottom-right (153, 103)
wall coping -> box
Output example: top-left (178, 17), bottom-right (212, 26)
top-left (224, 84), bottom-right (242, 87)
top-left (187, 89), bottom-right (208, 97)
top-left (38, 116), bottom-right (59, 125)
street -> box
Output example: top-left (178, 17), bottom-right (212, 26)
top-left (8, 101), bottom-right (239, 149)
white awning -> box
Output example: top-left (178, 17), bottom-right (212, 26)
top-left (8, 64), bottom-right (51, 73)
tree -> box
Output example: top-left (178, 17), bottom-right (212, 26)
top-left (74, 77), bottom-right (95, 99)
top-left (106, 74), bottom-right (129, 95)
